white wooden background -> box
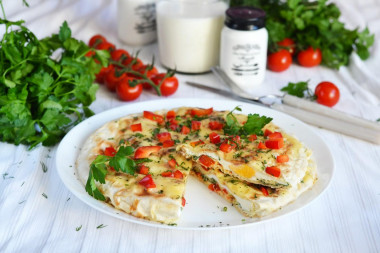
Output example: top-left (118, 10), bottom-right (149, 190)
top-left (0, 0), bottom-right (379, 252)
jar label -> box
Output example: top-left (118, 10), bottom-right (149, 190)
top-left (135, 3), bottom-right (156, 34)
top-left (231, 43), bottom-right (261, 76)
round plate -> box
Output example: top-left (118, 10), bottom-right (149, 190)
top-left (56, 98), bottom-right (334, 230)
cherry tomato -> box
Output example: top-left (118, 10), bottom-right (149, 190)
top-left (138, 65), bottom-right (158, 90)
top-left (265, 166), bottom-right (281, 177)
top-left (267, 49), bottom-right (292, 72)
top-left (95, 64), bottom-right (113, 84)
top-left (111, 49), bottom-right (130, 62)
top-left (143, 111), bottom-right (164, 124)
top-left (96, 41), bottom-right (115, 52)
top-left (88, 34), bottom-right (107, 48)
top-left (297, 47), bottom-right (322, 67)
top-left (277, 38), bottom-right (296, 55)
top-left (151, 73), bottom-right (179, 96)
top-left (199, 155), bottom-right (215, 167)
top-left (315, 81), bottom-right (340, 107)
top-left (116, 76), bottom-right (143, 101)
top-left (104, 67), bottom-right (126, 91)
top-left (134, 146), bottom-right (162, 159)
top-left (138, 175), bottom-right (156, 189)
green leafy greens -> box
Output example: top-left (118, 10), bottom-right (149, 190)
top-left (231, 0), bottom-right (374, 69)
top-left (280, 80), bottom-right (315, 99)
top-left (224, 106), bottom-right (272, 136)
top-left (0, 18), bottom-right (109, 148)
top-left (85, 146), bottom-right (140, 201)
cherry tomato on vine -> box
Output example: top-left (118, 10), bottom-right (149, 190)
top-left (267, 49), bottom-right (292, 72)
top-left (116, 77), bottom-right (143, 101)
top-left (96, 64), bottom-right (113, 84)
top-left (111, 49), bottom-right (130, 62)
top-left (138, 65), bottom-right (158, 89)
top-left (151, 73), bottom-right (179, 96)
top-left (297, 47), bottom-right (322, 67)
top-left (104, 67), bottom-right (127, 91)
top-left (96, 41), bottom-right (115, 52)
top-left (315, 81), bottom-right (340, 107)
top-left (88, 34), bottom-right (107, 48)
top-left (277, 38), bottom-right (296, 55)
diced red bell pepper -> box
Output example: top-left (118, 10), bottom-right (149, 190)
top-left (277, 154), bottom-right (289, 163)
top-left (265, 166), bottom-right (281, 177)
top-left (190, 108), bottom-right (213, 116)
top-left (209, 132), bottom-right (221, 144)
top-left (104, 147), bottom-right (116, 157)
top-left (260, 186), bottom-right (269, 196)
top-left (139, 175), bottom-right (156, 188)
top-left (199, 155), bottom-right (215, 167)
top-left (219, 143), bottom-right (232, 153)
top-left (265, 138), bottom-right (284, 149)
top-left (163, 140), bottom-right (175, 148)
top-left (156, 132), bottom-right (172, 142)
top-left (191, 121), bottom-right (201, 130)
top-left (173, 170), bottom-right (183, 179)
top-left (168, 159), bottom-right (177, 168)
top-left (181, 125), bottom-right (190, 135)
top-left (138, 165), bottom-right (149, 175)
top-left (209, 121), bottom-right (224, 130)
top-left (130, 123), bottom-right (142, 132)
top-left (143, 111), bottom-right (164, 124)
top-left (134, 146), bottom-right (162, 159)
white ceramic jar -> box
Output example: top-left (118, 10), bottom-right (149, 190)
top-left (156, 0), bottom-right (229, 74)
top-left (117, 0), bottom-right (157, 46)
top-left (220, 6), bottom-right (268, 90)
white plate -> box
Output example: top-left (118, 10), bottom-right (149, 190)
top-left (56, 98), bottom-right (334, 230)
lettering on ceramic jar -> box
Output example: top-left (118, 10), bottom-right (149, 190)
top-left (231, 44), bottom-right (261, 76)
top-left (135, 3), bottom-right (156, 34)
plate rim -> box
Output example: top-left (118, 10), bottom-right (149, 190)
top-left (56, 98), bottom-right (335, 230)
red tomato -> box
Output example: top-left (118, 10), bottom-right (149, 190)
top-left (173, 170), bottom-right (183, 179)
top-left (116, 77), bottom-right (142, 101)
top-left (138, 165), bottom-right (149, 175)
top-left (248, 134), bottom-right (257, 142)
top-left (88, 34), bottom-right (107, 48)
top-left (315, 81), bottom-right (340, 107)
top-left (209, 121), bottom-right (224, 130)
top-left (199, 155), bottom-right (215, 167)
top-left (190, 140), bottom-right (205, 147)
top-left (268, 49), bottom-right (292, 72)
top-left (265, 138), bottom-right (284, 149)
top-left (277, 38), bottom-right (296, 55)
top-left (191, 121), bottom-right (201, 130)
top-left (258, 142), bottom-right (267, 149)
top-left (143, 111), bottom-right (164, 124)
top-left (104, 147), bottom-right (116, 157)
top-left (157, 132), bottom-right (172, 142)
top-left (277, 155), bottom-right (289, 163)
top-left (208, 183), bottom-right (220, 192)
top-left (163, 140), bottom-right (175, 148)
top-left (297, 47), bottom-right (322, 67)
top-left (182, 197), bottom-right (186, 207)
top-left (96, 64), bottom-right (113, 84)
top-left (264, 129), bottom-right (273, 137)
top-left (105, 67), bottom-right (127, 91)
top-left (166, 110), bottom-right (176, 119)
top-left (265, 166), bottom-right (281, 177)
top-left (134, 146), bottom-right (162, 159)
top-left (219, 143), bottom-right (232, 153)
top-left (209, 132), bottom-right (221, 144)
top-left (181, 126), bottom-right (190, 135)
top-left (96, 41), bottom-right (115, 52)
top-left (151, 73), bottom-right (179, 96)
top-left (161, 171), bottom-right (173, 177)
top-left (139, 65), bottom-right (158, 90)
top-left (111, 49), bottom-right (130, 62)
top-left (268, 132), bottom-right (283, 139)
top-left (130, 123), bottom-right (142, 132)
top-left (139, 175), bottom-right (156, 188)
top-left (190, 108), bottom-right (213, 117)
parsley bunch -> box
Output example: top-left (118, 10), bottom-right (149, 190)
top-left (231, 0), bottom-right (374, 69)
top-left (0, 19), bottom-right (109, 148)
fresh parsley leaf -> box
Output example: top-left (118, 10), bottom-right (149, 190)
top-left (280, 81), bottom-right (311, 98)
top-left (243, 114), bottom-right (273, 135)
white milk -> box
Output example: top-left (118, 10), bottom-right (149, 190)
top-left (117, 0), bottom-right (157, 46)
top-left (156, 0), bottom-right (228, 74)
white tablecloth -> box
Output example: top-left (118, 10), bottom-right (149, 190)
top-left (1, 0), bottom-right (380, 252)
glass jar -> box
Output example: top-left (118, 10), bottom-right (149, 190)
top-left (117, 0), bottom-right (157, 46)
top-left (156, 0), bottom-right (229, 74)
top-left (220, 6), bottom-right (268, 89)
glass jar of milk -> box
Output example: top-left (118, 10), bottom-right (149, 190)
top-left (117, 0), bottom-right (157, 46)
top-left (156, 0), bottom-right (229, 74)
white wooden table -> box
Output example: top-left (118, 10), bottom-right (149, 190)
top-left (1, 0), bottom-right (380, 252)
